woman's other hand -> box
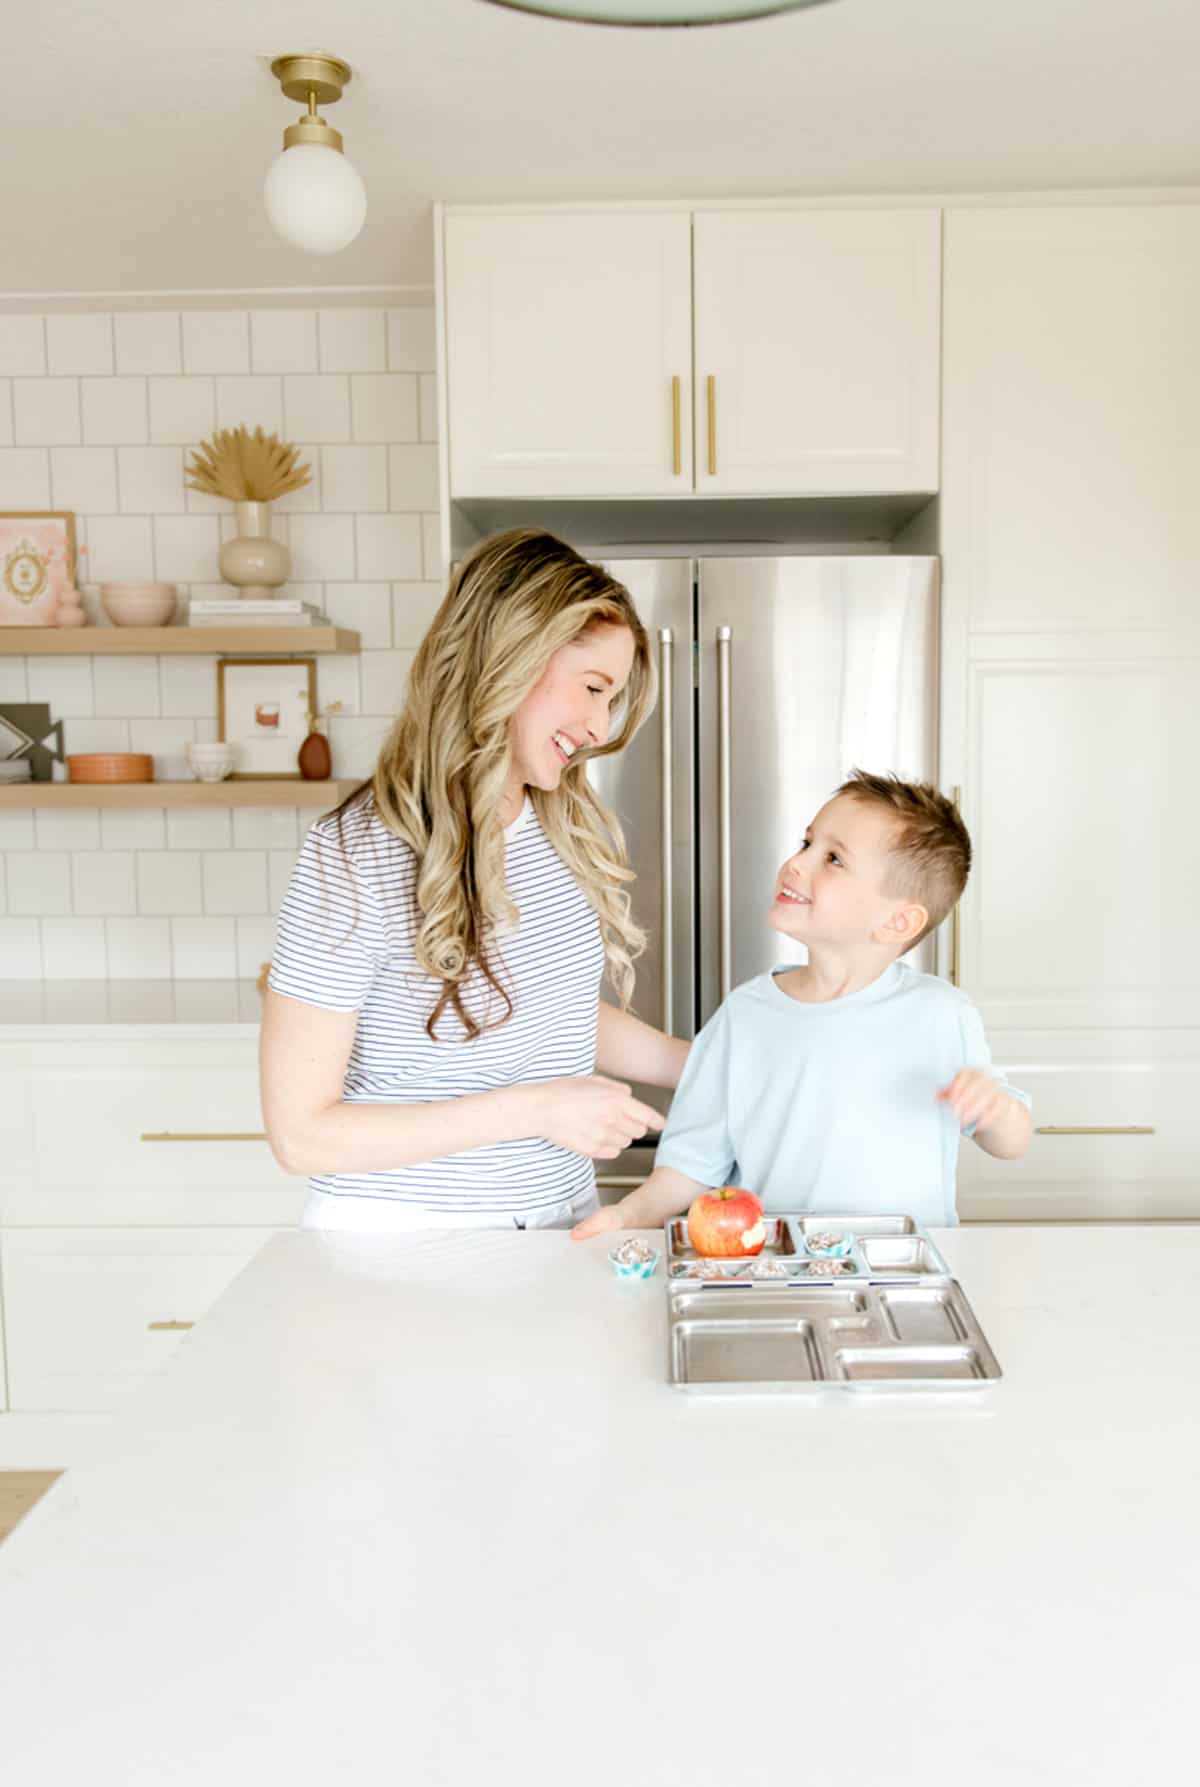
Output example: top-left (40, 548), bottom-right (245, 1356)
top-left (533, 1074), bottom-right (662, 1159)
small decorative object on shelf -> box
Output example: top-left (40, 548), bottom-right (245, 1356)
top-left (0, 702), bottom-right (66, 780)
top-left (67, 752), bottom-right (154, 785)
top-left (186, 741), bottom-right (237, 783)
top-left (186, 427), bottom-right (311, 601)
top-left (297, 700), bottom-right (342, 780)
top-left (188, 595), bottom-right (327, 628)
top-left (217, 656), bottom-right (316, 778)
top-left (0, 512), bottom-right (78, 627)
top-left (100, 582), bottom-right (178, 627)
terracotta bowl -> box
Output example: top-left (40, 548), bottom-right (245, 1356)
top-left (100, 583), bottom-right (178, 627)
top-left (67, 753), bottom-right (155, 784)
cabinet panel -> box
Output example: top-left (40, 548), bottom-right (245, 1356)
top-left (445, 210), bottom-right (693, 497)
top-left (693, 208), bottom-right (940, 495)
top-left (943, 206), bottom-right (1200, 633)
top-left (961, 657), bottom-right (1199, 1029)
top-left (3, 1229), bottom-right (274, 1412)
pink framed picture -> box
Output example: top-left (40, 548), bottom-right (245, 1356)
top-left (0, 512), bottom-right (78, 627)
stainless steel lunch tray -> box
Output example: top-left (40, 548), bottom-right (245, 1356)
top-left (665, 1213), bottom-right (1000, 1393)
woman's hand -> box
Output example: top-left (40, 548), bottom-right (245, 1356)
top-left (531, 1074), bottom-right (663, 1159)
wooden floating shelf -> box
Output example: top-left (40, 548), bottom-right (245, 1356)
top-left (0, 780), bottom-right (361, 809)
top-left (0, 626), bottom-right (360, 656)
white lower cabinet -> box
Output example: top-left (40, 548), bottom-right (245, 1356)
top-left (2, 1228), bottom-right (276, 1413)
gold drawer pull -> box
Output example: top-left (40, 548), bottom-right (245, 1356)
top-left (140, 1132), bottom-right (267, 1142)
top-left (147, 1320), bottom-right (195, 1332)
top-left (671, 374), bottom-right (681, 476)
top-left (1036, 1125), bottom-right (1155, 1136)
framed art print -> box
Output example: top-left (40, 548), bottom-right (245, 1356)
top-left (216, 658), bottom-right (316, 779)
top-left (0, 512), bottom-right (77, 627)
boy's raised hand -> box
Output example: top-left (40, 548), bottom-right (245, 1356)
top-left (937, 1069), bottom-right (1011, 1133)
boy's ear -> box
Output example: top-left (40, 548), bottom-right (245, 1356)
top-left (875, 900), bottom-right (928, 949)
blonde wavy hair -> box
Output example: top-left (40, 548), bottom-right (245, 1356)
top-left (353, 528), bottom-right (656, 1040)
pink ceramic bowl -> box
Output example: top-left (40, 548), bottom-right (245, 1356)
top-left (100, 582), bottom-right (178, 627)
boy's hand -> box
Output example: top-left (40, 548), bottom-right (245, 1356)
top-left (937, 1069), bottom-right (1012, 1133)
top-left (571, 1204), bottom-right (626, 1241)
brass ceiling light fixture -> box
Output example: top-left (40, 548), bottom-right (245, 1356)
top-left (264, 53), bottom-right (367, 255)
top-left (478, 0), bottom-right (837, 22)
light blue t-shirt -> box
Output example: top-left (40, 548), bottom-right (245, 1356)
top-left (654, 961), bottom-right (1030, 1228)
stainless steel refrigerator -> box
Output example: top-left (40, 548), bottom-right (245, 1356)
top-left (588, 555), bottom-right (940, 1196)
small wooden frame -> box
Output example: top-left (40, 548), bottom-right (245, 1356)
top-left (216, 656), bottom-right (317, 780)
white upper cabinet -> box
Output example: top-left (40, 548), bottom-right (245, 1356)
top-left (441, 204), bottom-right (942, 503)
top-left (692, 208), bottom-right (941, 495)
top-left (942, 206), bottom-right (1200, 633)
top-left (444, 210), bottom-right (693, 498)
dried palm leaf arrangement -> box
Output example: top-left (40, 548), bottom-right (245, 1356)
top-left (186, 427), bottom-right (312, 504)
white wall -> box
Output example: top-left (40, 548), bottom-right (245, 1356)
top-left (0, 301), bottom-right (442, 983)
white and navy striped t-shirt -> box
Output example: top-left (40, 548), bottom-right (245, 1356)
top-left (268, 792), bottom-right (605, 1217)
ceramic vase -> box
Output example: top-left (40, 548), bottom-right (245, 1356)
top-left (297, 723), bottom-right (332, 781)
top-left (218, 501), bottom-right (290, 600)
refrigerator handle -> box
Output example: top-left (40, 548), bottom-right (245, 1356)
top-left (657, 627), bottom-right (674, 1032)
top-left (717, 624), bottom-right (732, 1001)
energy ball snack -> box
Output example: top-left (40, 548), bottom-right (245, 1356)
top-left (609, 1238), bottom-right (660, 1280)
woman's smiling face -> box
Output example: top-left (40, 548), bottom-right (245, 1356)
top-left (508, 623), bottom-right (636, 796)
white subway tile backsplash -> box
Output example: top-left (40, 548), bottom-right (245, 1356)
top-left (0, 447), bottom-right (52, 508)
top-left (148, 377), bottom-right (214, 446)
top-left (42, 916), bottom-right (107, 979)
top-left (100, 808), bottom-right (165, 851)
top-left (284, 375), bottom-right (351, 444)
top-left (14, 378), bottom-right (81, 445)
top-left (82, 514), bottom-right (155, 583)
top-left (34, 809), bottom-right (100, 850)
top-left (329, 714), bottom-right (392, 780)
top-left (60, 718), bottom-right (131, 755)
top-left (166, 808), bottom-right (231, 850)
top-left (0, 917), bottom-right (41, 978)
top-left (268, 848), bottom-right (297, 911)
top-left (72, 851), bottom-right (136, 916)
top-left (387, 308), bottom-right (437, 372)
top-left (0, 381), bottom-right (12, 446)
top-left (81, 377), bottom-right (149, 445)
top-left (322, 444), bottom-right (387, 512)
top-left (287, 512), bottom-right (356, 581)
top-left (93, 654), bottom-right (161, 718)
top-left (117, 445), bottom-right (186, 513)
top-left (128, 717), bottom-right (194, 781)
top-left (314, 652), bottom-right (361, 716)
top-left (272, 443), bottom-right (322, 514)
top-left (356, 514), bottom-right (423, 581)
top-left (171, 916), bottom-right (237, 978)
top-left (47, 314), bottom-right (113, 376)
top-left (27, 654), bottom-right (94, 718)
top-left (389, 443), bottom-right (440, 511)
top-left (50, 445), bottom-right (118, 512)
top-left (7, 851), bottom-right (72, 915)
top-left (360, 650), bottom-right (413, 718)
top-left (202, 851), bottom-right (267, 914)
top-left (183, 311), bottom-right (250, 375)
top-left (0, 315), bottom-right (46, 377)
top-left (233, 807), bottom-right (296, 851)
top-left (0, 811), bottom-right (35, 849)
top-left (138, 851), bottom-right (203, 914)
top-left (153, 514), bottom-right (220, 583)
top-left (251, 310), bottom-right (318, 374)
top-left (391, 580), bottom-right (444, 649)
top-left (236, 915), bottom-right (277, 980)
top-left (159, 653), bottom-right (218, 719)
top-left (215, 375), bottom-right (283, 435)
top-left (115, 312), bottom-right (181, 376)
top-left (351, 374), bottom-right (418, 444)
top-left (421, 513), bottom-right (443, 581)
top-left (325, 582), bottom-right (392, 650)
top-left (418, 373), bottom-right (439, 444)
top-left (106, 915), bottom-right (173, 978)
top-left (319, 308), bottom-right (386, 373)
top-left (0, 659), bottom-right (28, 701)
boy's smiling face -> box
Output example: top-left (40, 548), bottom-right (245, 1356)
top-left (769, 793), bottom-right (927, 953)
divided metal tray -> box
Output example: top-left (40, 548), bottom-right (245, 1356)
top-left (665, 1213), bottom-right (1001, 1393)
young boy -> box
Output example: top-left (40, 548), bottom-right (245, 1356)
top-left (573, 770), bottom-right (1031, 1239)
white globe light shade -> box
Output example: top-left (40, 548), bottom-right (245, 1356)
top-left (263, 143), bottom-right (367, 255)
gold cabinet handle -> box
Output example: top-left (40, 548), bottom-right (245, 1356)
top-left (671, 375), bottom-right (681, 476)
top-left (140, 1132), bottom-right (267, 1142)
top-left (1036, 1126), bottom-right (1156, 1137)
top-left (706, 374), bottom-right (717, 476)
top-left (147, 1320), bottom-right (195, 1331)
top-left (949, 785), bottom-right (962, 987)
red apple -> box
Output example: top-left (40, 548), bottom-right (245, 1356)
top-left (686, 1187), bottom-right (767, 1258)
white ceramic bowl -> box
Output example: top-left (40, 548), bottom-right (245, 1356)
top-left (186, 742), bottom-right (236, 783)
top-left (100, 582), bottom-right (178, 627)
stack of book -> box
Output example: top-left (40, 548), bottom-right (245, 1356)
top-left (187, 598), bottom-right (329, 628)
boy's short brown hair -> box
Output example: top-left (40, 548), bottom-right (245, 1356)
top-left (834, 769), bottom-right (971, 949)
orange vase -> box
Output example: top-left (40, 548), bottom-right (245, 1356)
top-left (297, 727), bottom-right (332, 780)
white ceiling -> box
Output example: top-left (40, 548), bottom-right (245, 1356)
top-left (14, 0), bottom-right (1200, 297)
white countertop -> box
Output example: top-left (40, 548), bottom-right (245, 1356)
top-left (1, 1223), bottom-right (1197, 1785)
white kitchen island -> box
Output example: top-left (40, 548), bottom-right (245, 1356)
top-left (0, 1223), bottom-right (1196, 1786)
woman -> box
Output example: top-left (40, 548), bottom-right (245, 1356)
top-left (260, 528), bottom-right (688, 1231)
